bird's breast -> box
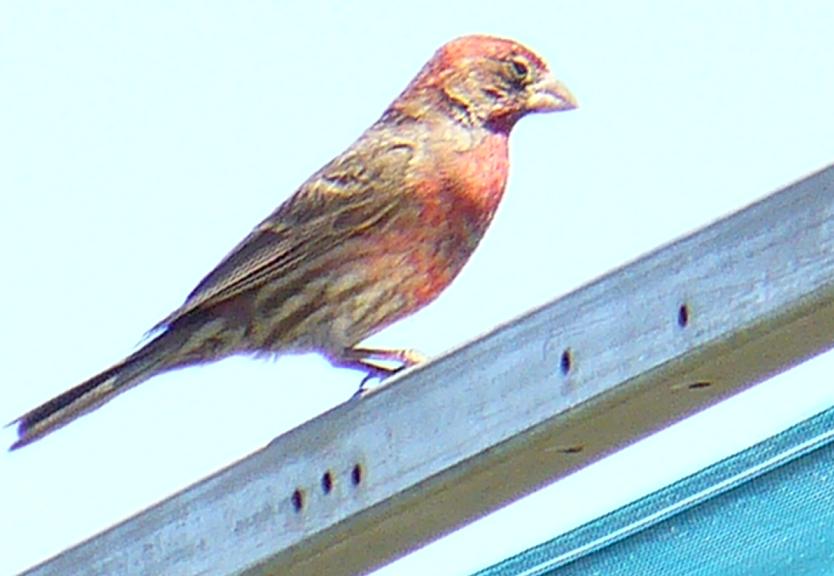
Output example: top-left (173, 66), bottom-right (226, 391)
top-left (415, 129), bottom-right (510, 249)
top-left (392, 130), bottom-right (510, 303)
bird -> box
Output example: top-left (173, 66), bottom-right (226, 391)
top-left (10, 34), bottom-right (577, 450)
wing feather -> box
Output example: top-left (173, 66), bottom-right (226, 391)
top-left (155, 134), bottom-right (416, 329)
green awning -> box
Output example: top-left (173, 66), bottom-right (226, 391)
top-left (477, 405), bottom-right (834, 575)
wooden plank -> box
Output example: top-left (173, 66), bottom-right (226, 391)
top-left (23, 164), bottom-right (834, 576)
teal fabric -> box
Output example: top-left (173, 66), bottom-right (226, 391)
top-left (475, 407), bottom-right (834, 576)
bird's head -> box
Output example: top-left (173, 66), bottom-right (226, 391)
top-left (391, 35), bottom-right (577, 133)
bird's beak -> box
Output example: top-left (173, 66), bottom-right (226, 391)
top-left (527, 74), bottom-right (578, 112)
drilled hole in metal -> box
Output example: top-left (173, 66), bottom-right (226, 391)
top-left (678, 304), bottom-right (689, 328)
top-left (321, 471), bottom-right (334, 494)
top-left (560, 349), bottom-right (572, 375)
top-left (351, 464), bottom-right (363, 487)
top-left (291, 489), bottom-right (304, 513)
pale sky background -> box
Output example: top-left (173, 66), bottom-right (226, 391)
top-left (2, 2), bottom-right (834, 575)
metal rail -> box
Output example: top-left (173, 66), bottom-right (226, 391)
top-left (23, 164), bottom-right (834, 576)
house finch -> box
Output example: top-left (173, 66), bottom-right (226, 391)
top-left (11, 34), bottom-right (576, 450)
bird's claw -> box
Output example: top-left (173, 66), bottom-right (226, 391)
top-left (353, 376), bottom-right (373, 399)
top-left (353, 363), bottom-right (401, 399)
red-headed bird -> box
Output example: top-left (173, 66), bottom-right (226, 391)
top-left (11, 35), bottom-right (576, 449)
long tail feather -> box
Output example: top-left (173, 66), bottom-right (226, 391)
top-left (10, 330), bottom-right (179, 450)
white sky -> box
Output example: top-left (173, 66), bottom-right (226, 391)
top-left (2, 1), bottom-right (834, 574)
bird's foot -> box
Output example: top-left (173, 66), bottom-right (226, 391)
top-left (335, 347), bottom-right (428, 398)
top-left (349, 347), bottom-right (428, 367)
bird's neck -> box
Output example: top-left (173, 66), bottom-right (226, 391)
top-left (409, 120), bottom-right (510, 242)
top-left (385, 86), bottom-right (515, 137)
top-left (447, 128), bottom-right (510, 226)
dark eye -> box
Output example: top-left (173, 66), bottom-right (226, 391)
top-left (509, 58), bottom-right (530, 80)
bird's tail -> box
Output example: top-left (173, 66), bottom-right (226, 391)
top-left (9, 330), bottom-right (181, 450)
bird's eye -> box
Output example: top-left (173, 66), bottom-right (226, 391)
top-left (509, 57), bottom-right (530, 81)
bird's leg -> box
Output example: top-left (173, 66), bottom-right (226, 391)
top-left (333, 347), bottom-right (429, 398)
top-left (350, 347), bottom-right (428, 367)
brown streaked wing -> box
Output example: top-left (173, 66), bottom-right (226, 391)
top-left (154, 136), bottom-right (416, 330)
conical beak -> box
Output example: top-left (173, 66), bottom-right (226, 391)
top-left (527, 74), bottom-right (578, 112)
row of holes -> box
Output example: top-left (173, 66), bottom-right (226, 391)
top-left (291, 305), bottom-right (695, 513)
top-left (291, 463), bottom-right (363, 513)
top-left (558, 303), bottom-right (691, 377)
